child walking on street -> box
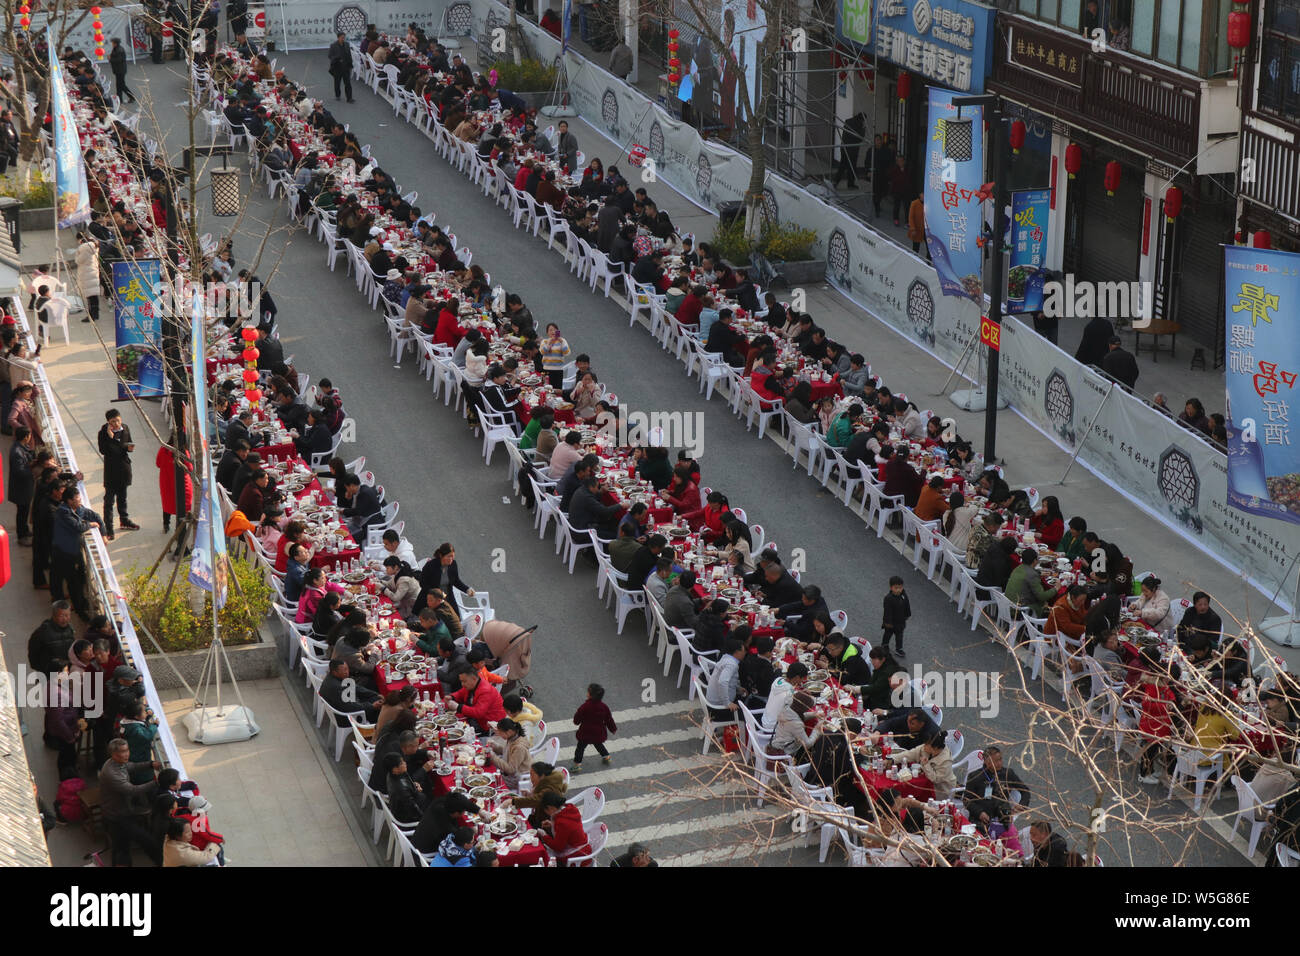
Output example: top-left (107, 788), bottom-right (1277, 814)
top-left (572, 683), bottom-right (617, 773)
top-left (881, 575), bottom-right (911, 657)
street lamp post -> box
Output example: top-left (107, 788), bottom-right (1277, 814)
top-left (953, 93), bottom-right (1007, 465)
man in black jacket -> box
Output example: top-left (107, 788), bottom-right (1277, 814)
top-left (293, 407), bottom-right (333, 460)
top-left (873, 707), bottom-right (939, 749)
top-left (556, 455), bottom-right (599, 513)
top-left (217, 440), bottom-right (250, 492)
top-left (624, 534), bottom-right (668, 591)
top-left (1074, 314), bottom-right (1114, 368)
top-left (1100, 335), bottom-right (1139, 390)
top-left (961, 746), bottom-right (1031, 826)
top-left (776, 585), bottom-right (829, 641)
top-left (27, 602), bottom-right (76, 673)
top-left (820, 634), bottom-right (872, 687)
top-left (1028, 820), bottom-right (1070, 866)
top-left (97, 409), bottom-right (138, 538)
top-left (759, 562), bottom-right (803, 608)
top-left (568, 476), bottom-right (621, 543)
top-left (341, 475), bottom-right (382, 539)
top-left (108, 38), bottom-right (135, 103)
top-left (368, 728), bottom-right (432, 794)
top-left (328, 32), bottom-right (354, 102)
top-left (320, 659), bottom-right (381, 725)
top-left (412, 792), bottom-right (480, 853)
top-left (255, 325), bottom-right (284, 371)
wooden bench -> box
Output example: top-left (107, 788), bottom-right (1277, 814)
top-left (1133, 319), bottom-right (1180, 361)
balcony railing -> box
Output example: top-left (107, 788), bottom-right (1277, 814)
top-left (989, 16), bottom-right (1202, 163)
top-left (1240, 122), bottom-right (1300, 224)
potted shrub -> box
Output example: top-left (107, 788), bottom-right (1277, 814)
top-left (708, 218), bottom-right (825, 287)
top-left (0, 170), bottom-right (56, 233)
top-left (490, 58), bottom-right (559, 110)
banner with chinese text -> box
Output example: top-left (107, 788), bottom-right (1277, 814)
top-left (924, 89), bottom-right (985, 304)
top-left (186, 293), bottom-right (228, 608)
top-left (111, 260), bottom-right (165, 399)
top-left (47, 31), bottom-right (91, 230)
top-left (1224, 246), bottom-right (1300, 528)
top-left (865, 0), bottom-right (995, 93)
top-left (1007, 188), bottom-right (1049, 314)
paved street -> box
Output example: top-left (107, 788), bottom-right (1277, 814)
top-left (59, 50), bottom-right (1255, 865)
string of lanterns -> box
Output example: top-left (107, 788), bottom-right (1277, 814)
top-left (239, 327), bottom-right (261, 408)
top-left (667, 28), bottom-right (679, 85)
top-left (19, 3), bottom-right (30, 29)
top-left (92, 5), bottom-right (104, 60)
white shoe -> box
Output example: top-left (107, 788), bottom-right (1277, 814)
top-left (1138, 774), bottom-right (1159, 784)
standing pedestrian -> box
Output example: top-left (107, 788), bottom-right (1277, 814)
top-left (888, 154), bottom-right (910, 225)
top-left (832, 112), bottom-right (866, 189)
top-left (880, 574), bottom-right (911, 657)
top-left (328, 32), bottom-right (354, 103)
top-left (108, 39), bottom-right (136, 104)
top-left (870, 133), bottom-right (894, 218)
top-left (51, 487), bottom-right (103, 619)
top-left (8, 424), bottom-right (35, 543)
top-left (571, 682), bottom-right (617, 773)
top-left (555, 120), bottom-right (579, 173)
top-left (98, 738), bottom-right (163, 866)
top-left (97, 409), bottom-right (138, 539)
top-left (75, 231), bottom-right (101, 322)
top-left (907, 192), bottom-right (927, 256)
top-left (156, 438), bottom-right (193, 533)
top-left (32, 479), bottom-right (66, 589)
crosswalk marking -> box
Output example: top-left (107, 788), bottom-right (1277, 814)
top-left (599, 782), bottom-right (753, 818)
top-left (553, 727), bottom-right (700, 755)
top-left (564, 754), bottom-right (729, 788)
top-left (613, 808), bottom-right (787, 847)
top-left (658, 833), bottom-right (810, 867)
top-left (543, 699), bottom-right (697, 734)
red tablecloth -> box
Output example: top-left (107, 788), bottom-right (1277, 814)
top-left (518, 395), bottom-right (576, 427)
top-left (808, 379), bottom-right (844, 402)
top-left (857, 767), bottom-right (936, 802)
top-left (280, 473), bottom-right (363, 569)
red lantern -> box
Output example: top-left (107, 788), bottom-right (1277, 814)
top-left (1164, 185), bottom-right (1183, 222)
top-left (18, 3), bottom-right (28, 11)
top-left (669, 58), bottom-right (680, 68)
top-left (246, 388), bottom-right (262, 404)
top-left (668, 73), bottom-right (680, 84)
top-left (241, 347), bottom-right (259, 363)
top-left (1064, 143), bottom-right (1082, 179)
top-left (1254, 230), bottom-right (1272, 249)
top-left (1104, 160), bottom-right (1121, 196)
top-left (668, 29), bottom-right (680, 39)
top-left (1009, 119), bottom-right (1026, 155)
top-left (20, 16), bottom-right (30, 27)
top-left (240, 327), bottom-right (259, 342)
top-left (91, 5), bottom-right (102, 13)
top-left (95, 47), bottom-right (104, 57)
top-left (241, 368), bottom-right (259, 384)
top-left (897, 71), bottom-right (911, 101)
top-left (1228, 10), bottom-right (1250, 49)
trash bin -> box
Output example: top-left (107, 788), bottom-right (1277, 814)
top-left (0, 196), bottom-right (20, 253)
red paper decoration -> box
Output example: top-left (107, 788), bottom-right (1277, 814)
top-left (897, 71), bottom-right (911, 100)
top-left (241, 347), bottom-right (259, 363)
top-left (1163, 185), bottom-right (1183, 222)
top-left (241, 368), bottom-right (259, 384)
top-left (91, 5), bottom-right (102, 13)
top-left (20, 16), bottom-right (30, 27)
top-left (1064, 143), bottom-right (1082, 179)
top-left (1103, 160), bottom-right (1121, 196)
top-left (1227, 10), bottom-right (1250, 49)
top-left (246, 388), bottom-right (262, 404)
top-left (1009, 119), bottom-right (1026, 154)
top-left (668, 29), bottom-right (679, 39)
top-left (240, 327), bottom-right (259, 341)
top-left (1254, 230), bottom-right (1272, 249)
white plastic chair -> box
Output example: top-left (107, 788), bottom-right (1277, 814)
top-left (1167, 743), bottom-right (1224, 813)
top-left (570, 786), bottom-right (606, 825)
top-left (38, 295), bottom-right (72, 345)
top-left (1229, 774), bottom-right (1274, 857)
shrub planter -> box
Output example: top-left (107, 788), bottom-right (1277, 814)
top-left (19, 206), bottom-right (52, 233)
top-left (143, 621), bottom-right (281, 691)
top-left (773, 259), bottom-right (828, 286)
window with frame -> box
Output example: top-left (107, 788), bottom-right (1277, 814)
top-left (1258, 1), bottom-right (1300, 121)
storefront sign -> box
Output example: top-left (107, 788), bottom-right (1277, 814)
top-left (838, 0), bottom-right (873, 47)
top-left (1007, 188), bottom-right (1050, 314)
top-left (1006, 20), bottom-right (1086, 88)
top-left (867, 0), bottom-right (995, 93)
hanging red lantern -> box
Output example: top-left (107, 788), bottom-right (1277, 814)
top-left (1164, 185), bottom-right (1183, 222)
top-left (1009, 119), bottom-right (1026, 155)
top-left (1104, 160), bottom-right (1122, 196)
top-left (668, 73), bottom-right (680, 83)
top-left (1254, 230), bottom-right (1272, 249)
top-left (896, 71), bottom-right (911, 101)
top-left (18, 4), bottom-right (28, 12)
top-left (91, 5), bottom-right (102, 13)
top-left (1227, 10), bottom-right (1250, 49)
top-left (20, 16), bottom-right (30, 27)
top-left (246, 388), bottom-right (262, 405)
top-left (669, 58), bottom-right (680, 68)
top-left (95, 47), bottom-right (104, 58)
top-left (668, 29), bottom-right (680, 39)
top-left (1064, 143), bottom-right (1082, 179)
top-left (240, 327), bottom-right (259, 342)
top-left (241, 368), bottom-right (259, 384)
top-left (242, 347), bottom-right (259, 363)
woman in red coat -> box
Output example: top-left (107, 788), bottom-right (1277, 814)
top-left (432, 298), bottom-right (466, 348)
top-left (684, 491), bottom-right (730, 543)
top-left (1028, 495), bottom-right (1065, 549)
top-left (662, 463), bottom-right (701, 516)
top-left (156, 443), bottom-right (194, 533)
top-left (537, 791), bottom-right (592, 866)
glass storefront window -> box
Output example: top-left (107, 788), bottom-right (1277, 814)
top-left (1040, 0), bottom-right (1059, 22)
top-left (1019, 0), bottom-right (1037, 13)
top-left (1131, 1), bottom-right (1155, 53)
top-left (1060, 0), bottom-right (1081, 31)
top-left (1180, 0), bottom-right (1203, 72)
top-left (1157, 0), bottom-right (1181, 64)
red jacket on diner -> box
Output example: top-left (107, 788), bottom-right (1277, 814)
top-left (1028, 514), bottom-right (1064, 549)
top-left (433, 307), bottom-right (465, 348)
top-left (663, 479), bottom-right (701, 515)
top-left (275, 533), bottom-right (294, 573)
top-left (675, 293), bottom-right (703, 327)
top-left (452, 679), bottom-right (506, 733)
top-left (176, 811), bottom-right (224, 850)
top-left (541, 803), bottom-right (591, 864)
top-left (684, 502), bottom-right (729, 542)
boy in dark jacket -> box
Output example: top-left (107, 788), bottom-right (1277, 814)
top-left (880, 575), bottom-right (911, 657)
top-left (572, 682), bottom-right (617, 772)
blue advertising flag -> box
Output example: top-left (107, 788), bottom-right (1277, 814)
top-left (111, 260), bottom-right (165, 400)
top-left (1007, 189), bottom-right (1050, 314)
top-left (924, 89), bottom-right (984, 304)
top-left (188, 463), bottom-right (229, 610)
top-left (562, 0), bottom-right (572, 52)
top-left (46, 29), bottom-right (91, 230)
top-left (1225, 245), bottom-right (1300, 527)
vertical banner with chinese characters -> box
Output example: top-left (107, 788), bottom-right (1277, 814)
top-left (1225, 245), bottom-right (1300, 527)
top-left (924, 88), bottom-right (985, 304)
top-left (1006, 188), bottom-right (1049, 314)
top-left (186, 293), bottom-right (228, 609)
top-left (112, 260), bottom-right (165, 400)
top-left (46, 30), bottom-right (91, 230)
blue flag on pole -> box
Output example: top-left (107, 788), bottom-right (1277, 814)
top-left (187, 294), bottom-right (229, 608)
top-left (46, 29), bottom-right (91, 230)
top-left (924, 89), bottom-right (985, 304)
top-left (1225, 245), bottom-right (1300, 528)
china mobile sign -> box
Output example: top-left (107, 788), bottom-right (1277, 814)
top-left (860, 0), bottom-right (996, 93)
